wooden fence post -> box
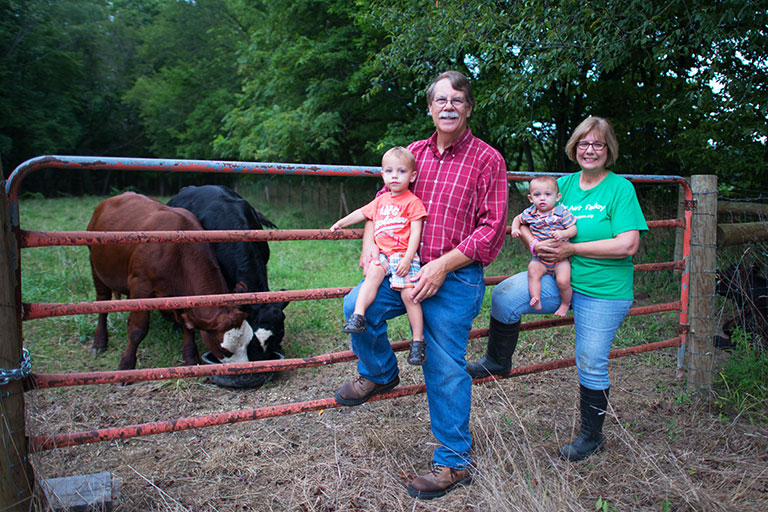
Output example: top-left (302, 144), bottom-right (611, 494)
top-left (0, 183), bottom-right (33, 511)
top-left (686, 175), bottom-right (718, 393)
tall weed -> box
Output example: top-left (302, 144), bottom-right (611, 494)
top-left (715, 328), bottom-right (768, 422)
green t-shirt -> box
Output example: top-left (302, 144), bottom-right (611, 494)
top-left (557, 171), bottom-right (648, 300)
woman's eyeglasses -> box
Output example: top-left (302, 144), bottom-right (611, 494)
top-left (577, 141), bottom-right (606, 151)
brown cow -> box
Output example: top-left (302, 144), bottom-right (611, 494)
top-left (87, 192), bottom-right (252, 371)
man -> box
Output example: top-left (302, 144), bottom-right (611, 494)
top-left (335, 70), bottom-right (508, 499)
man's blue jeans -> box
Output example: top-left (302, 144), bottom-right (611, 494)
top-left (490, 271), bottom-right (632, 390)
top-left (343, 263), bottom-right (485, 469)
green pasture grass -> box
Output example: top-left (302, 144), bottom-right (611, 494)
top-left (17, 180), bottom-right (684, 378)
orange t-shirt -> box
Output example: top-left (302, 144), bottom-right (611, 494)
top-left (360, 190), bottom-right (427, 256)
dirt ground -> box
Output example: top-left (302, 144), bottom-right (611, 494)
top-left (26, 342), bottom-right (768, 512)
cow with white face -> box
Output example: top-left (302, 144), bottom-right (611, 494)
top-left (219, 320), bottom-right (255, 364)
top-left (168, 185), bottom-right (288, 361)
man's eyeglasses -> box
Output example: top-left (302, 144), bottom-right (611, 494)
top-left (433, 97), bottom-right (466, 108)
top-left (576, 141), bottom-right (606, 151)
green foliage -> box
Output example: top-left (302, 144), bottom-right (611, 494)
top-left (2, 0), bottom-right (766, 196)
top-left (363, 0), bottom-right (768, 183)
top-left (0, 0), bottom-right (94, 163)
top-left (715, 328), bottom-right (768, 422)
top-left (0, 0), bottom-right (149, 173)
top-left (595, 496), bottom-right (617, 512)
top-left (123, 0), bottom-right (252, 159)
top-left (214, 0), bottom-right (415, 165)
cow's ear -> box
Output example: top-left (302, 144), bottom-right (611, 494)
top-left (234, 281), bottom-right (248, 293)
top-left (180, 312), bottom-right (195, 330)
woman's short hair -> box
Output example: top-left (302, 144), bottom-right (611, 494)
top-left (565, 116), bottom-right (619, 167)
top-left (426, 70), bottom-right (475, 109)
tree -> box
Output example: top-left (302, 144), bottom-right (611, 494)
top-left (1, 0), bottom-right (100, 171)
top-left (362, 0), bottom-right (768, 190)
top-left (3, 0), bottom-right (764, 196)
top-left (0, 0), bottom-right (150, 191)
top-left (123, 0), bottom-right (255, 159)
top-left (214, 0), bottom-right (417, 165)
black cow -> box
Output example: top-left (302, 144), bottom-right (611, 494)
top-left (715, 263), bottom-right (768, 350)
top-left (168, 185), bottom-right (287, 360)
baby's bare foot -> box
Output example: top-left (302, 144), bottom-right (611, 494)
top-left (530, 296), bottom-right (542, 310)
top-left (554, 303), bottom-right (570, 317)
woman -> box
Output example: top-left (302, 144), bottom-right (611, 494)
top-left (467, 116), bottom-right (648, 461)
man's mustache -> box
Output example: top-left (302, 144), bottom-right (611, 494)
top-left (438, 112), bottom-right (460, 119)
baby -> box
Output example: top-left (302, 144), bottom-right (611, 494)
top-left (511, 176), bottom-right (577, 316)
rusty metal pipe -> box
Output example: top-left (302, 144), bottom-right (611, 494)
top-left (27, 336), bottom-right (682, 451)
top-left (30, 301), bottom-right (681, 390)
top-left (22, 273), bottom-right (684, 320)
top-left (20, 218), bottom-right (679, 248)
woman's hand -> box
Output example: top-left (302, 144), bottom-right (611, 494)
top-left (535, 230), bottom-right (641, 262)
top-left (535, 239), bottom-right (575, 262)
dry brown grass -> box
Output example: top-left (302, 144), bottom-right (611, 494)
top-left (26, 347), bottom-right (768, 512)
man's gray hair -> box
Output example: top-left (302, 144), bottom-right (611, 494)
top-left (426, 70), bottom-right (475, 108)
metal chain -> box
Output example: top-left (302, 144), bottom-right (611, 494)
top-left (0, 349), bottom-right (31, 386)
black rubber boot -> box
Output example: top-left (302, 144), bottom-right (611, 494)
top-left (466, 317), bottom-right (521, 378)
top-left (559, 385), bottom-right (609, 461)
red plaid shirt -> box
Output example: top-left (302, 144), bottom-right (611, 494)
top-left (407, 128), bottom-right (508, 266)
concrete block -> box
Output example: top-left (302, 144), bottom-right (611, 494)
top-left (40, 472), bottom-right (120, 512)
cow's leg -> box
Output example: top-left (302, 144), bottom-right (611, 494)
top-left (91, 270), bottom-right (112, 354)
top-left (180, 327), bottom-right (200, 366)
top-left (118, 310), bottom-right (150, 371)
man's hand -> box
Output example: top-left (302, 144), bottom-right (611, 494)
top-left (410, 259), bottom-right (448, 303)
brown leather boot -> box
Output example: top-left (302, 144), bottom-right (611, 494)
top-left (407, 465), bottom-right (472, 500)
top-left (334, 375), bottom-right (399, 406)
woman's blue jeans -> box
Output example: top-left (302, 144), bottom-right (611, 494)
top-left (491, 271), bottom-right (632, 390)
top-left (343, 263), bottom-right (485, 469)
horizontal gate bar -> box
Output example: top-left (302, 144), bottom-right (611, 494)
top-left (22, 268), bottom-right (682, 321)
top-left (29, 301), bottom-right (681, 390)
top-left (6, 155), bottom-right (691, 229)
top-left (27, 336), bottom-right (681, 451)
top-left (19, 219), bottom-right (681, 248)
